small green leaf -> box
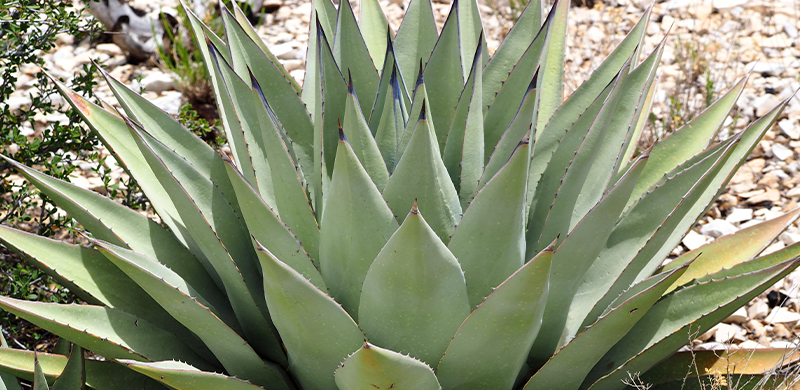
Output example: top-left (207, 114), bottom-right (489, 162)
top-left (374, 66), bottom-right (410, 173)
top-left (335, 343), bottom-right (441, 390)
top-left (449, 139), bottom-right (529, 308)
top-left (359, 205), bottom-right (470, 366)
top-left (480, 74), bottom-right (536, 189)
top-left (443, 40), bottom-right (484, 208)
top-left (258, 246), bottom-right (365, 390)
top-left (51, 346), bottom-right (84, 390)
top-left (436, 247), bottom-right (551, 390)
top-left (319, 133), bottom-right (398, 319)
top-left (424, 4), bottom-right (464, 147)
top-left (342, 79), bottom-right (390, 189)
top-left (33, 355), bottom-right (48, 390)
top-left (333, 0), bottom-right (380, 116)
top-left (119, 360), bottom-right (271, 390)
top-left (383, 109), bottom-right (462, 244)
top-left (393, 0), bottom-right (437, 93)
top-left (399, 68), bottom-right (432, 158)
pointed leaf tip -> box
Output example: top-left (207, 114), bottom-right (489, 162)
top-left (529, 67), bottom-right (540, 92)
top-left (411, 199), bottom-right (419, 214)
top-left (338, 121), bottom-right (347, 142)
top-left (416, 58), bottom-right (425, 88)
top-left (347, 70), bottom-right (355, 95)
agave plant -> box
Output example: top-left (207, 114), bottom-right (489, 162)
top-left (0, 0), bottom-right (799, 388)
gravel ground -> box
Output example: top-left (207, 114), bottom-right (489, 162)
top-left (5, 0), bottom-right (800, 352)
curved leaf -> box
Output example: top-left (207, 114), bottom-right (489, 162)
top-left (530, 155), bottom-right (648, 363)
top-left (92, 240), bottom-right (292, 389)
top-left (523, 263), bottom-right (688, 390)
top-left (126, 121), bottom-right (285, 365)
top-left (0, 298), bottom-right (207, 368)
top-left (630, 74), bottom-right (749, 204)
top-left (0, 226), bottom-right (196, 341)
top-left (119, 360), bottom-right (269, 390)
top-left (586, 257), bottom-right (800, 390)
top-left (2, 158), bottom-right (224, 314)
top-left (662, 207), bottom-right (800, 293)
top-left (0, 348), bottom-right (166, 390)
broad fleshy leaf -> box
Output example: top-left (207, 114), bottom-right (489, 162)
top-left (382, 108), bottom-right (462, 243)
top-left (358, 205), bottom-right (470, 366)
top-left (319, 132), bottom-right (398, 319)
top-left (258, 246), bottom-right (365, 390)
top-left (393, 0), bottom-right (437, 93)
top-left (449, 139), bottom-right (530, 308)
top-left (436, 247), bottom-right (552, 390)
top-left (335, 343), bottom-right (441, 390)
